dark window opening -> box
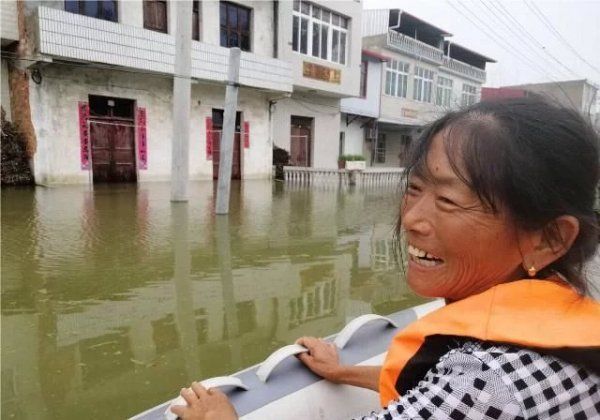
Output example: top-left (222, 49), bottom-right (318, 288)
top-left (359, 61), bottom-right (368, 98)
top-left (89, 95), bottom-right (135, 120)
top-left (65, 0), bottom-right (118, 22)
top-left (219, 1), bottom-right (251, 51)
top-left (143, 0), bottom-right (168, 33)
top-left (192, 0), bottom-right (200, 40)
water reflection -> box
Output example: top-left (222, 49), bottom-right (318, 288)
top-left (1, 181), bottom-right (424, 419)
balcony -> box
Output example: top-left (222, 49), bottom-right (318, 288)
top-left (1, 0), bottom-right (19, 44)
top-left (36, 6), bottom-right (292, 92)
top-left (441, 56), bottom-right (486, 83)
top-left (386, 30), bottom-right (443, 65)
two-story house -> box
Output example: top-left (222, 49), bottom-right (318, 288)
top-left (341, 9), bottom-right (495, 168)
top-left (18, 0), bottom-right (298, 184)
top-left (271, 0), bottom-right (362, 169)
top-left (2, 0), bottom-right (362, 184)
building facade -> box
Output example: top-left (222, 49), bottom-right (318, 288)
top-left (1, 0), bottom-right (364, 184)
top-left (340, 9), bottom-right (495, 167)
top-left (1, 0), bottom-right (19, 122)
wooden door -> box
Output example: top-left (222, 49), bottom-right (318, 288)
top-left (290, 117), bottom-right (312, 167)
top-left (211, 131), bottom-right (241, 180)
top-left (91, 119), bottom-right (137, 183)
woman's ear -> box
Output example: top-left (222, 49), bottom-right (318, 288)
top-left (522, 216), bottom-right (579, 274)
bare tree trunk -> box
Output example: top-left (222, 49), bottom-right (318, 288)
top-left (7, 0), bottom-right (37, 168)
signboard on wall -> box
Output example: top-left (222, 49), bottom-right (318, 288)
top-left (401, 108), bottom-right (418, 119)
top-left (303, 62), bottom-right (341, 84)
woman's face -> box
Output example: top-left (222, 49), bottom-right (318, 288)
top-left (401, 132), bottom-right (527, 300)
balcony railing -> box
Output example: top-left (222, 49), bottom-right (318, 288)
top-left (441, 56), bottom-right (486, 83)
top-left (36, 6), bottom-right (292, 92)
top-left (386, 30), bottom-right (443, 65)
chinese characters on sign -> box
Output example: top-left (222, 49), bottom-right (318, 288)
top-left (303, 62), bottom-right (341, 84)
top-left (136, 107), bottom-right (148, 170)
top-left (243, 121), bottom-right (250, 148)
top-left (78, 102), bottom-right (90, 170)
top-left (401, 108), bottom-right (418, 119)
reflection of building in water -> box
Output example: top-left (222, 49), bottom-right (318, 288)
top-left (1, 181), bottom-right (406, 418)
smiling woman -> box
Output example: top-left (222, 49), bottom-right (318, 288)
top-left (170, 97), bottom-right (600, 420)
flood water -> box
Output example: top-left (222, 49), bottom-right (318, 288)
top-left (1, 181), bottom-right (425, 419)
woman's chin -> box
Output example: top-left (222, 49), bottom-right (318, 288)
top-left (406, 259), bottom-right (448, 297)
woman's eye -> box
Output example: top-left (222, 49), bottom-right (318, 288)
top-left (437, 196), bottom-right (457, 206)
top-left (407, 183), bottom-right (421, 194)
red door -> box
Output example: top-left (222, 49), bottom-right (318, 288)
top-left (290, 117), bottom-right (312, 167)
top-left (211, 131), bottom-right (241, 180)
top-left (91, 119), bottom-right (137, 183)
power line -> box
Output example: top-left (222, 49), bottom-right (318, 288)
top-left (447, 0), bottom-right (579, 109)
top-left (479, 0), bottom-right (579, 80)
top-left (524, 0), bottom-right (600, 77)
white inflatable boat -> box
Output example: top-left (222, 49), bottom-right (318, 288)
top-left (131, 299), bottom-right (444, 420)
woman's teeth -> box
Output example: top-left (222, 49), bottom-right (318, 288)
top-left (407, 245), bottom-right (443, 267)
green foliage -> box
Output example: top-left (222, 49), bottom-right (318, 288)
top-left (338, 154), bottom-right (366, 161)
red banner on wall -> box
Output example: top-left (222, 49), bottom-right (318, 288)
top-left (205, 117), bottom-right (213, 160)
top-left (78, 102), bottom-right (90, 170)
top-left (243, 121), bottom-right (250, 148)
top-left (136, 107), bottom-right (148, 170)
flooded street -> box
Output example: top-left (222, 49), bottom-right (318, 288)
top-left (1, 181), bottom-right (424, 419)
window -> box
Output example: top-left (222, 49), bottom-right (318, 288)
top-left (292, 1), bottom-right (348, 65)
top-left (385, 59), bottom-right (409, 98)
top-left (375, 134), bottom-right (386, 163)
top-left (436, 76), bottom-right (453, 107)
top-left (65, 0), bottom-right (118, 22)
top-left (192, 0), bottom-right (200, 40)
top-left (462, 84), bottom-right (478, 106)
top-left (143, 0), bottom-right (167, 33)
top-left (413, 66), bottom-right (435, 103)
top-left (359, 61), bottom-right (368, 98)
top-left (220, 1), bottom-right (251, 51)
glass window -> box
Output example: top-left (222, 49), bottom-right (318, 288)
top-left (436, 76), bottom-right (453, 107)
top-left (300, 17), bottom-right (308, 54)
top-left (384, 59), bottom-right (409, 98)
top-left (292, 1), bottom-right (348, 65)
top-left (219, 1), bottom-right (251, 51)
top-left (414, 66), bottom-right (434, 103)
top-left (312, 22), bottom-right (320, 57)
top-left (461, 83), bottom-right (478, 106)
top-left (66, 0), bottom-right (118, 22)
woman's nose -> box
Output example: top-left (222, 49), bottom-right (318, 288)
top-left (401, 196), bottom-right (433, 236)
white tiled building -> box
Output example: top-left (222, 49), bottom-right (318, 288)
top-left (6, 0), bottom-right (362, 184)
top-left (341, 9), bottom-right (495, 168)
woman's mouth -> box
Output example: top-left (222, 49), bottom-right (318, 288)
top-left (407, 244), bottom-right (444, 268)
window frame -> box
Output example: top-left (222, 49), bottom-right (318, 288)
top-left (384, 59), bottom-right (409, 98)
top-left (461, 83), bottom-right (478, 106)
top-left (292, 1), bottom-right (349, 65)
top-left (220, 1), bottom-right (252, 52)
top-left (143, 0), bottom-right (168, 33)
top-left (65, 0), bottom-right (119, 22)
top-left (436, 75), bottom-right (454, 107)
top-left (413, 66), bottom-right (435, 103)
top-left (192, 0), bottom-right (200, 41)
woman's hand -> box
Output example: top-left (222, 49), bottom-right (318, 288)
top-left (295, 336), bottom-right (342, 383)
top-left (170, 382), bottom-right (238, 420)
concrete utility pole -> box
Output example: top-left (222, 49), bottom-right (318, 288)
top-left (171, 0), bottom-right (193, 202)
top-left (215, 48), bottom-right (241, 214)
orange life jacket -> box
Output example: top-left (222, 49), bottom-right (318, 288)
top-left (379, 279), bottom-right (600, 406)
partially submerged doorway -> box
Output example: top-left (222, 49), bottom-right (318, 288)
top-left (89, 95), bottom-right (137, 183)
top-left (290, 116), bottom-right (312, 167)
top-left (211, 109), bottom-right (242, 180)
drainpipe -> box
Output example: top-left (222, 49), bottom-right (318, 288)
top-left (273, 0), bottom-right (278, 59)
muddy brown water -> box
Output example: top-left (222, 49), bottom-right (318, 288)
top-left (1, 181), bottom-right (426, 419)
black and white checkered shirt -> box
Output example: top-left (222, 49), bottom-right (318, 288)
top-left (359, 341), bottom-right (600, 419)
